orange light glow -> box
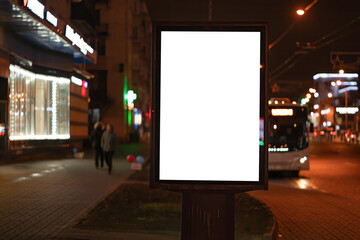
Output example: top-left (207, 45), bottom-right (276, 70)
top-left (296, 9), bottom-right (305, 15)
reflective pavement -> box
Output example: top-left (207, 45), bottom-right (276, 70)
top-left (0, 157), bottom-right (131, 240)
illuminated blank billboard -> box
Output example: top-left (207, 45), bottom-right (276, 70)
top-left (151, 23), bottom-right (268, 190)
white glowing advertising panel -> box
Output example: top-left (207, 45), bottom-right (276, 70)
top-left (151, 23), bottom-right (268, 190)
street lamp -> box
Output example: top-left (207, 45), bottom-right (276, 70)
top-left (296, 9), bottom-right (305, 16)
top-left (269, 0), bottom-right (319, 50)
top-left (331, 80), bottom-right (342, 86)
top-left (309, 88), bottom-right (317, 93)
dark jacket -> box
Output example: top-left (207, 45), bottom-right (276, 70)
top-left (90, 127), bottom-right (103, 149)
top-left (101, 131), bottom-right (116, 152)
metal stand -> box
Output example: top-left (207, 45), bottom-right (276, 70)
top-left (181, 191), bottom-right (235, 240)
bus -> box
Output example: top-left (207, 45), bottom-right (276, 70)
top-left (268, 98), bottom-right (309, 174)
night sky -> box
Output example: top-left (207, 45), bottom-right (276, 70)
top-left (147, 0), bottom-right (360, 100)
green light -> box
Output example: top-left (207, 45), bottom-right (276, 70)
top-left (128, 110), bottom-right (132, 126)
top-left (123, 75), bottom-right (128, 109)
top-left (259, 140), bottom-right (264, 146)
top-left (125, 90), bottom-right (137, 104)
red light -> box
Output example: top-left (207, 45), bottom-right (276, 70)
top-left (127, 155), bottom-right (135, 163)
top-left (147, 110), bottom-right (152, 121)
top-left (313, 131), bottom-right (318, 137)
top-left (145, 112), bottom-right (151, 122)
top-left (351, 134), bottom-right (356, 139)
top-left (320, 131), bottom-right (325, 135)
top-left (81, 82), bottom-right (86, 97)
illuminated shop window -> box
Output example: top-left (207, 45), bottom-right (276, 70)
top-left (9, 65), bottom-right (70, 140)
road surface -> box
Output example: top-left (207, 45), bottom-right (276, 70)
top-left (250, 140), bottom-right (360, 240)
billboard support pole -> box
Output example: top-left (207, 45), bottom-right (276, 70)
top-left (181, 191), bottom-right (235, 240)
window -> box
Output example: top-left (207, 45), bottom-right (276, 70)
top-left (9, 65), bottom-right (70, 140)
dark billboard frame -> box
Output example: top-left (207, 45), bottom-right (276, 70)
top-left (150, 22), bottom-right (268, 191)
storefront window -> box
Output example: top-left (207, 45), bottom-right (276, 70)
top-left (9, 65), bottom-right (70, 140)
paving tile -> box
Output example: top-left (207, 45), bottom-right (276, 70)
top-left (0, 158), bottom-right (131, 239)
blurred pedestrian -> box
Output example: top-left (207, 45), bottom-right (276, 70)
top-left (101, 123), bottom-right (117, 174)
top-left (90, 122), bottom-right (104, 169)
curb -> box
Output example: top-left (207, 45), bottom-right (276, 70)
top-left (61, 161), bottom-right (279, 240)
top-left (265, 216), bottom-right (278, 240)
top-left (262, 201), bottom-right (278, 240)
top-left (58, 160), bottom-right (134, 238)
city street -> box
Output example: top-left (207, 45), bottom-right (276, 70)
top-left (250, 140), bottom-right (360, 240)
top-left (0, 141), bottom-right (359, 240)
top-left (1, 0), bottom-right (360, 240)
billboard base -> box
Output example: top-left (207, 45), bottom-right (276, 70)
top-left (181, 191), bottom-right (235, 240)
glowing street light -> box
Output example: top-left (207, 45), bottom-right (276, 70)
top-left (331, 80), bottom-right (342, 86)
top-left (269, 0), bottom-right (319, 50)
top-left (296, 9), bottom-right (305, 15)
top-left (328, 93), bottom-right (333, 98)
top-left (301, 98), bottom-right (309, 105)
top-left (309, 88), bottom-right (316, 93)
top-left (339, 69), bottom-right (344, 74)
top-left (306, 93), bottom-right (311, 99)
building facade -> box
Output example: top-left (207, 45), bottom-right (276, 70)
top-left (87, 0), bottom-right (151, 142)
top-left (0, 0), bottom-right (97, 159)
top-left (312, 73), bottom-right (359, 132)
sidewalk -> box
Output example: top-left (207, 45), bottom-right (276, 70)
top-left (59, 163), bottom-right (277, 240)
top-left (0, 155), bottom-right (131, 240)
top-left (0, 143), bottom-right (276, 240)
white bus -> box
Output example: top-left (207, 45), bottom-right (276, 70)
top-left (268, 99), bottom-right (309, 174)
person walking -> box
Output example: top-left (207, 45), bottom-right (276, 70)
top-left (101, 124), bottom-right (117, 174)
top-left (90, 122), bottom-right (104, 169)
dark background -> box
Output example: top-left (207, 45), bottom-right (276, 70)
top-left (147, 0), bottom-right (360, 100)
